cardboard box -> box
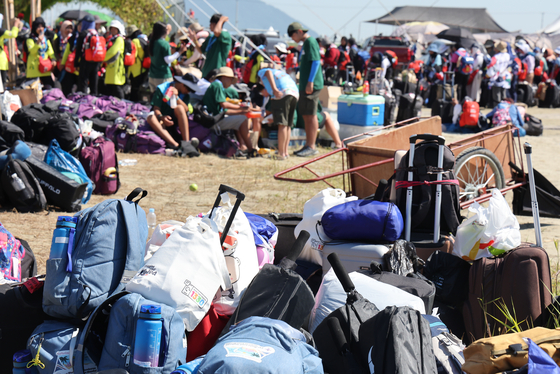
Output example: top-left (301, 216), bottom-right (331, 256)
top-left (319, 86), bottom-right (343, 111)
top-left (10, 89), bottom-right (38, 106)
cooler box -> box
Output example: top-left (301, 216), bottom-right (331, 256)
top-left (338, 94), bottom-right (385, 126)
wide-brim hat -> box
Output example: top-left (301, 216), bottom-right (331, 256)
top-left (215, 67), bottom-right (238, 83)
top-left (126, 25), bottom-right (139, 37)
top-left (189, 22), bottom-right (204, 33)
top-left (109, 20), bottom-right (125, 36)
top-left (494, 41), bottom-right (507, 52)
top-left (274, 42), bottom-right (288, 54)
top-left (174, 73), bottom-right (200, 93)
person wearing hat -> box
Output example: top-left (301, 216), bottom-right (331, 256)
top-left (147, 73), bottom-right (200, 157)
top-left (16, 12), bottom-right (29, 30)
top-left (515, 41), bottom-right (535, 84)
top-left (59, 20), bottom-right (81, 95)
top-left (187, 13), bottom-right (231, 79)
top-left (126, 25), bottom-right (148, 102)
top-left (101, 20), bottom-right (126, 98)
top-left (287, 21), bottom-right (323, 157)
top-left (273, 42), bottom-right (287, 65)
top-left (486, 41), bottom-right (511, 107)
top-left (0, 16), bottom-right (21, 86)
top-left (74, 14), bottom-right (101, 95)
top-left (201, 66), bottom-right (257, 157)
top-left (26, 17), bottom-right (55, 87)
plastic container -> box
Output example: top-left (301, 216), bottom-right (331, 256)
top-left (133, 304), bottom-right (163, 367)
top-left (337, 94), bottom-right (385, 126)
top-left (170, 95), bottom-right (177, 109)
top-left (49, 216), bottom-right (78, 259)
top-left (246, 111), bottom-right (262, 119)
top-left (147, 209), bottom-right (157, 239)
top-left (363, 80), bottom-right (369, 97)
top-left (13, 350), bottom-right (39, 374)
top-left (119, 159), bottom-right (138, 166)
top-left (11, 173), bottom-right (25, 192)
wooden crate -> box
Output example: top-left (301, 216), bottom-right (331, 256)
top-left (348, 117), bottom-right (442, 198)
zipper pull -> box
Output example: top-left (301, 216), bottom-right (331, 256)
top-left (119, 343), bottom-right (131, 367)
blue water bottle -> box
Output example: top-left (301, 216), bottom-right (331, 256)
top-left (49, 216), bottom-right (77, 259)
top-left (133, 304), bottom-right (163, 368)
top-left (13, 350), bottom-right (39, 374)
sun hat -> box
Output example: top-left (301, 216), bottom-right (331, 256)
top-left (494, 41), bottom-right (507, 52)
top-left (126, 25), bottom-right (139, 37)
top-left (174, 73), bottom-right (200, 93)
top-left (109, 20), bottom-right (125, 36)
top-left (274, 42), bottom-right (288, 54)
top-left (214, 67), bottom-right (238, 83)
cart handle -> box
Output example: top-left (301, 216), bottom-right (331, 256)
top-left (524, 143), bottom-right (532, 154)
top-left (409, 134), bottom-right (445, 145)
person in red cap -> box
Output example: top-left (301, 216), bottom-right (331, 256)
top-left (17, 13), bottom-right (29, 30)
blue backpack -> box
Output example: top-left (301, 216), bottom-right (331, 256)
top-left (198, 316), bottom-right (322, 374)
top-left (42, 188), bottom-right (148, 320)
top-left (28, 291), bottom-right (186, 374)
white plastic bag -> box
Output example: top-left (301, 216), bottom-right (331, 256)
top-left (308, 269), bottom-right (426, 334)
top-left (209, 204), bottom-right (259, 316)
top-left (453, 190), bottom-right (521, 260)
top-left (127, 216), bottom-right (231, 331)
top-left (1, 91), bottom-right (22, 122)
top-left (295, 188), bottom-right (358, 265)
top-left (144, 219), bottom-right (184, 261)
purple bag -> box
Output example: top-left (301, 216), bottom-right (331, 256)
top-left (127, 102), bottom-right (150, 116)
top-left (189, 120), bottom-right (212, 142)
top-left (96, 96), bottom-right (127, 117)
top-left (41, 88), bottom-right (66, 104)
top-left (106, 124), bottom-right (165, 154)
top-left (66, 93), bottom-right (84, 102)
top-left (135, 131), bottom-right (165, 154)
top-left (76, 103), bottom-right (103, 118)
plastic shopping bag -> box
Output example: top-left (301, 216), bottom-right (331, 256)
top-left (1, 91), bottom-right (22, 122)
top-left (453, 190), bottom-right (521, 261)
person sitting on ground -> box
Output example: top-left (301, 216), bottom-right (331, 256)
top-left (255, 67), bottom-right (299, 160)
top-left (288, 21), bottom-right (323, 157)
top-left (146, 73), bottom-right (200, 157)
top-left (201, 66), bottom-right (257, 158)
top-left (188, 13), bottom-right (231, 79)
top-left (486, 97), bottom-right (525, 136)
top-left (293, 105), bottom-right (344, 150)
top-left (26, 17), bottom-right (55, 88)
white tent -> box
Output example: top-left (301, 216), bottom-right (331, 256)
top-left (541, 16), bottom-right (560, 35)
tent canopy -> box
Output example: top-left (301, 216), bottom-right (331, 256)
top-left (541, 16), bottom-right (560, 35)
top-left (368, 6), bottom-right (507, 34)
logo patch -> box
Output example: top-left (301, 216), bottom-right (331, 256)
top-left (53, 350), bottom-right (73, 373)
top-left (223, 342), bottom-right (275, 363)
top-left (182, 280), bottom-right (208, 308)
top-left (138, 265), bottom-right (158, 277)
top-left (310, 238), bottom-right (324, 251)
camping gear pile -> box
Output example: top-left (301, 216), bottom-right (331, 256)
top-left (0, 133), bottom-right (556, 373)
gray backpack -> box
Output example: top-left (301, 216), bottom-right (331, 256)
top-left (42, 188), bottom-right (148, 319)
top-left (424, 315), bottom-right (465, 374)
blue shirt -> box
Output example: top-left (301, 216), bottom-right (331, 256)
top-left (257, 68), bottom-right (299, 99)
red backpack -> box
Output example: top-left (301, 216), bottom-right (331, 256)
top-left (459, 101), bottom-right (480, 127)
top-left (124, 39), bottom-right (136, 66)
top-left (519, 61), bottom-right (528, 81)
top-left (84, 29), bottom-right (106, 62)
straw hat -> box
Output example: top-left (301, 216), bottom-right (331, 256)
top-left (189, 22), bottom-right (204, 33)
top-left (215, 67), bottom-right (238, 83)
top-left (494, 41), bottom-right (507, 53)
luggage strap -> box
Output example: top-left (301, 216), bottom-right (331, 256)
top-left (395, 180), bottom-right (459, 189)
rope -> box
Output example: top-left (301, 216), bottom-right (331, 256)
top-left (395, 179), bottom-right (460, 189)
top-left (27, 338), bottom-right (45, 370)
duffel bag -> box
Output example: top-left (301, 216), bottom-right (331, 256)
top-left (321, 199), bottom-right (404, 242)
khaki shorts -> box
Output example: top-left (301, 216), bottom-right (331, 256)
top-left (297, 89), bottom-right (321, 116)
top-left (269, 95), bottom-right (298, 127)
top-left (149, 77), bottom-right (174, 92)
top-left (212, 114), bottom-right (247, 132)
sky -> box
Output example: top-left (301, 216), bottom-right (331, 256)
top-left (259, 0), bottom-right (560, 40)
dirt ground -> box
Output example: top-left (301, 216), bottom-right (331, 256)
top-left (2, 107), bottom-right (560, 274)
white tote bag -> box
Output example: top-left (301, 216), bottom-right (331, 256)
top-left (295, 188), bottom-right (358, 265)
top-left (126, 216), bottom-right (231, 332)
top-left (144, 220), bottom-right (184, 261)
top-left (209, 205), bottom-right (259, 316)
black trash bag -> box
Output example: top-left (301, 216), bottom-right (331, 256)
top-left (383, 239), bottom-right (421, 276)
top-left (422, 250), bottom-right (471, 307)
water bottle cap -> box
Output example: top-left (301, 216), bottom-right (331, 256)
top-left (13, 349), bottom-right (32, 363)
top-left (56, 216), bottom-right (78, 228)
top-left (149, 208), bottom-right (155, 213)
top-left (140, 304), bottom-right (162, 319)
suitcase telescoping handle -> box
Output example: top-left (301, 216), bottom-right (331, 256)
top-left (327, 252), bottom-right (355, 294)
top-left (405, 134), bottom-right (446, 242)
top-left (524, 143), bottom-right (543, 248)
top-left (211, 184), bottom-right (246, 246)
top-left (285, 230), bottom-right (310, 263)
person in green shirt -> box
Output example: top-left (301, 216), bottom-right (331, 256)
top-left (147, 73), bottom-right (200, 157)
top-left (288, 22), bottom-right (324, 157)
top-left (149, 22), bottom-right (185, 92)
top-left (188, 13), bottom-right (231, 79)
top-left (201, 66), bottom-right (258, 158)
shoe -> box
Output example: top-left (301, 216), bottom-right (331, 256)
top-left (295, 146), bottom-right (319, 157)
top-left (180, 140), bottom-right (200, 158)
top-left (234, 149), bottom-right (248, 159)
top-left (246, 149), bottom-right (261, 158)
top-left (271, 154), bottom-right (288, 161)
top-left (293, 146), bottom-right (306, 156)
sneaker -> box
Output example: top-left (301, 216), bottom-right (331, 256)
top-left (293, 146), bottom-right (306, 156)
top-left (295, 146), bottom-right (319, 157)
top-left (234, 149), bottom-right (248, 159)
top-left (180, 140), bottom-right (200, 158)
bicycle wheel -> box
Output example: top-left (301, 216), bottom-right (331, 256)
top-left (454, 147), bottom-right (505, 203)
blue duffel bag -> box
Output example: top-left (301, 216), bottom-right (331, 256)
top-left (321, 199), bottom-right (404, 242)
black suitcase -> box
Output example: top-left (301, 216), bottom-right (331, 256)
top-left (396, 86), bottom-right (422, 123)
top-left (258, 213), bottom-right (302, 264)
top-left (25, 156), bottom-right (87, 212)
top-left (221, 230), bottom-right (315, 336)
top-left (313, 253), bottom-right (379, 374)
top-left (431, 71), bottom-right (454, 123)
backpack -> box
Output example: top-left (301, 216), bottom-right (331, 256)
top-left (337, 50), bottom-right (351, 70)
top-left (138, 37), bottom-right (151, 69)
top-left (492, 105), bottom-right (512, 126)
top-left (394, 140), bottom-right (461, 236)
top-left (519, 61), bottom-right (528, 81)
top-left (423, 315), bottom-right (465, 374)
top-left (242, 53), bottom-right (258, 84)
top-left (358, 306), bottom-right (438, 374)
top-left (385, 50), bottom-right (398, 68)
top-left (41, 188), bottom-right (148, 320)
top-left (524, 113), bottom-right (544, 136)
top-left (458, 55), bottom-right (474, 75)
top-left (0, 157), bottom-right (47, 212)
top-left (106, 123), bottom-right (166, 155)
top-left (79, 136), bottom-right (120, 195)
top-left (198, 129), bottom-right (240, 158)
top-left (459, 101), bottom-right (480, 127)
top-left (0, 222), bottom-right (26, 282)
top-left (84, 29), bottom-right (106, 62)
top-left (65, 50), bottom-right (77, 74)
top-left (10, 103), bottom-right (55, 142)
top-left (43, 112), bottom-right (82, 155)
top-left (124, 38), bottom-right (136, 66)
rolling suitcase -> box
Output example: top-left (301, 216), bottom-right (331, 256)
top-left (320, 241), bottom-right (391, 274)
top-left (220, 230), bottom-right (315, 336)
top-left (396, 84), bottom-right (422, 123)
top-left (462, 143), bottom-right (552, 344)
top-left (431, 72), bottom-right (454, 123)
top-left (313, 253), bottom-right (379, 374)
top-left (400, 134), bottom-right (459, 261)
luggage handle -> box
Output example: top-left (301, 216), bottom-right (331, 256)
top-left (125, 188), bottom-right (147, 203)
top-left (524, 143), bottom-right (543, 248)
top-left (409, 134), bottom-right (445, 145)
top-left (327, 252), bottom-right (355, 294)
top-left (210, 184), bottom-right (245, 246)
top-left (285, 230), bottom-right (310, 263)
top-left (327, 317), bottom-right (349, 354)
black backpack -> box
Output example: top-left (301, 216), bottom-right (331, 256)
top-left (394, 140), bottom-right (461, 236)
top-left (0, 120), bottom-right (25, 149)
top-left (359, 306), bottom-right (438, 373)
top-left (10, 103), bottom-right (55, 142)
top-left (0, 157), bottom-right (46, 212)
top-left (43, 112), bottom-right (82, 156)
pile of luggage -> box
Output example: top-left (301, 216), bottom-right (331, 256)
top-left (0, 134), bottom-right (557, 374)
